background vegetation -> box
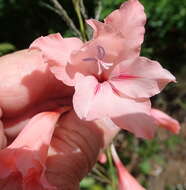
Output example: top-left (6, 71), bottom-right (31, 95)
top-left (0, 0), bottom-right (186, 189)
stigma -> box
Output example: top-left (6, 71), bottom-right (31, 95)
top-left (83, 45), bottom-right (113, 75)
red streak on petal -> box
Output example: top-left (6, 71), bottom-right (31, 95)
top-left (109, 82), bottom-right (121, 96)
top-left (112, 74), bottom-right (140, 80)
top-left (94, 83), bottom-right (101, 95)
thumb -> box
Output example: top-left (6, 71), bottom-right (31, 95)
top-left (46, 110), bottom-right (119, 190)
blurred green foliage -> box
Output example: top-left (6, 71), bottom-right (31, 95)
top-left (0, 0), bottom-right (185, 73)
top-left (0, 42), bottom-right (15, 55)
top-left (79, 132), bottom-right (183, 190)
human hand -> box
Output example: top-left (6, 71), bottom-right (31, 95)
top-left (0, 49), bottom-right (119, 190)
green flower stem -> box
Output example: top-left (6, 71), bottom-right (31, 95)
top-left (80, 0), bottom-right (88, 19)
top-left (92, 167), bottom-right (111, 184)
top-left (46, 0), bottom-right (81, 37)
top-left (95, 0), bottom-right (102, 20)
top-left (72, 0), bottom-right (87, 41)
top-left (107, 146), bottom-right (117, 190)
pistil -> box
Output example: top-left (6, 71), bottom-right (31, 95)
top-left (82, 45), bottom-right (113, 76)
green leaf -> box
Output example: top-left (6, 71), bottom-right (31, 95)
top-left (0, 43), bottom-right (16, 55)
top-left (80, 177), bottom-right (95, 188)
top-left (139, 160), bottom-right (151, 175)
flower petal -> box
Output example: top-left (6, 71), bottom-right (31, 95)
top-left (73, 76), bottom-right (150, 119)
top-left (105, 0), bottom-right (146, 59)
top-left (151, 108), bottom-right (181, 134)
top-left (110, 57), bottom-right (176, 99)
top-left (0, 107), bottom-right (69, 189)
top-left (63, 43), bottom-right (100, 85)
top-left (111, 144), bottom-right (146, 190)
top-left (49, 65), bottom-right (76, 86)
top-left (68, 19), bottom-right (125, 79)
top-left (112, 112), bottom-right (156, 139)
top-left (30, 33), bottom-right (83, 85)
top-left (30, 33), bottom-right (83, 66)
top-left (73, 76), bottom-right (154, 139)
top-left (87, 0), bottom-right (146, 61)
top-left (86, 19), bottom-right (132, 62)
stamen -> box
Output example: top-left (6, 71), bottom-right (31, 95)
top-left (98, 60), bottom-right (113, 69)
top-left (82, 58), bottom-right (97, 62)
top-left (97, 46), bottom-right (105, 60)
top-left (82, 45), bottom-right (113, 75)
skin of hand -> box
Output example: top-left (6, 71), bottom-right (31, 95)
top-left (0, 49), bottom-right (119, 190)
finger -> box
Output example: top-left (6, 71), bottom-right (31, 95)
top-left (0, 108), bottom-right (70, 190)
top-left (0, 49), bottom-right (73, 118)
top-left (4, 97), bottom-right (72, 138)
top-left (46, 110), bottom-right (119, 190)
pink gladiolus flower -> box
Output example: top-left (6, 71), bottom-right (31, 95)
top-left (0, 108), bottom-right (69, 190)
top-left (111, 144), bottom-right (145, 190)
top-left (151, 108), bottom-right (180, 134)
top-left (30, 0), bottom-right (175, 139)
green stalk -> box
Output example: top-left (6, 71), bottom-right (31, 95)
top-left (72, 0), bottom-right (87, 41)
top-left (107, 146), bottom-right (117, 190)
top-left (45, 0), bottom-right (81, 37)
top-left (93, 167), bottom-right (111, 184)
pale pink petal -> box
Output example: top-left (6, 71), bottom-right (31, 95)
top-left (0, 107), bottom-right (69, 190)
top-left (73, 75), bottom-right (150, 120)
top-left (111, 144), bottom-right (146, 190)
top-left (30, 33), bottom-right (83, 85)
top-left (110, 57), bottom-right (176, 99)
top-left (66, 21), bottom-right (125, 82)
top-left (112, 113), bottom-right (156, 139)
top-left (86, 19), bottom-right (131, 63)
top-left (95, 118), bottom-right (120, 147)
top-left (105, 0), bottom-right (146, 59)
top-left (73, 76), bottom-right (155, 139)
top-left (151, 108), bottom-right (181, 134)
top-left (87, 19), bottom-right (118, 40)
top-left (87, 0), bottom-right (146, 61)
top-left (49, 65), bottom-right (76, 86)
top-left (30, 33), bottom-right (83, 66)
top-left (61, 44), bottom-right (99, 85)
